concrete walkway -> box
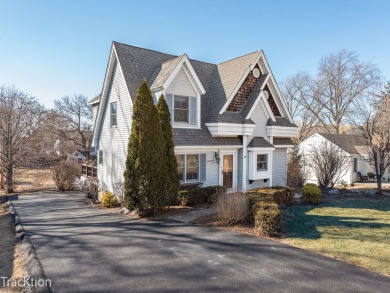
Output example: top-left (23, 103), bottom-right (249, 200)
top-left (12, 193), bottom-right (390, 293)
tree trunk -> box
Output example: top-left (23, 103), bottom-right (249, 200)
top-left (376, 176), bottom-right (382, 195)
top-left (6, 166), bottom-right (13, 194)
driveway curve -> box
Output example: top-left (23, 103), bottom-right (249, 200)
top-left (12, 193), bottom-right (390, 293)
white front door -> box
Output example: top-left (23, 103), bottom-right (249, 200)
top-left (219, 152), bottom-right (237, 191)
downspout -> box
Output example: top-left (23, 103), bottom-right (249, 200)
top-left (242, 135), bottom-right (247, 192)
top-left (269, 136), bottom-right (273, 187)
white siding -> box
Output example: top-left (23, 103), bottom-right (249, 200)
top-left (98, 62), bottom-right (132, 193)
top-left (92, 105), bottom-right (99, 128)
top-left (250, 102), bottom-right (268, 138)
top-left (167, 68), bottom-right (197, 97)
top-left (272, 148), bottom-right (288, 186)
top-left (245, 154), bottom-right (269, 190)
top-left (202, 152), bottom-right (219, 187)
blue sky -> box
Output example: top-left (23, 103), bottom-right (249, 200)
top-left (1, 0), bottom-right (389, 108)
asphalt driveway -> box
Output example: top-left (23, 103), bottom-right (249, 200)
top-left (12, 193), bottom-right (390, 293)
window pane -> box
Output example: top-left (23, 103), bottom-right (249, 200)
top-left (176, 155), bottom-right (185, 181)
top-left (257, 154), bottom-right (268, 171)
top-left (186, 154), bottom-right (199, 181)
top-left (111, 102), bottom-right (117, 126)
top-left (174, 96), bottom-right (189, 123)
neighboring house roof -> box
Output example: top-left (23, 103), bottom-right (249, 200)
top-left (248, 137), bottom-right (274, 148)
top-left (89, 95), bottom-right (100, 105)
top-left (267, 117), bottom-right (297, 128)
top-left (273, 137), bottom-right (294, 146)
top-left (69, 150), bottom-right (88, 158)
top-left (318, 133), bottom-right (366, 154)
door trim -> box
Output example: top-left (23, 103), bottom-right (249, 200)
top-left (219, 151), bottom-right (237, 192)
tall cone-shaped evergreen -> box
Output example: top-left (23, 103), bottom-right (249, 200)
top-left (124, 80), bottom-right (166, 215)
top-left (157, 95), bottom-right (180, 204)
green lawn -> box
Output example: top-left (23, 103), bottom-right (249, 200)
top-left (283, 199), bottom-right (390, 276)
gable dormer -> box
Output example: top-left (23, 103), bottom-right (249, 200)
top-left (150, 55), bottom-right (205, 129)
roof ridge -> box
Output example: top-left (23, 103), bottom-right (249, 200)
top-left (113, 41), bottom-right (175, 57)
top-left (218, 50), bottom-right (260, 65)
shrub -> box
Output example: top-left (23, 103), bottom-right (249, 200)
top-left (254, 201), bottom-right (281, 236)
top-left (248, 186), bottom-right (294, 207)
top-left (217, 192), bottom-right (249, 224)
top-left (101, 192), bottom-right (119, 208)
top-left (86, 179), bottom-right (100, 202)
top-left (179, 185), bottom-right (224, 206)
top-left (302, 184), bottom-right (321, 204)
top-left (51, 161), bottom-right (81, 191)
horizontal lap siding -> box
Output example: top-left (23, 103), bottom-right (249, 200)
top-left (272, 148), bottom-right (288, 186)
top-left (98, 62), bottom-right (132, 193)
top-left (250, 102), bottom-right (268, 138)
top-left (167, 68), bottom-right (197, 96)
top-left (203, 152), bottom-right (219, 186)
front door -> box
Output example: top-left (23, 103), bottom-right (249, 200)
top-left (221, 154), bottom-right (235, 190)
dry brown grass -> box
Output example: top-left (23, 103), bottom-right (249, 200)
top-left (0, 204), bottom-right (25, 292)
top-left (13, 168), bottom-right (56, 193)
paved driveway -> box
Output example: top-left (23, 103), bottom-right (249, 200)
top-left (12, 193), bottom-right (390, 293)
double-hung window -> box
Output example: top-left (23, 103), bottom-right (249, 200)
top-left (165, 94), bottom-right (197, 126)
top-left (257, 154), bottom-right (268, 171)
top-left (176, 154), bottom-right (199, 182)
top-left (110, 102), bottom-right (117, 127)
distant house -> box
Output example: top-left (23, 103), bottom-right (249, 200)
top-left (91, 42), bottom-right (298, 193)
top-left (299, 133), bottom-right (389, 185)
top-left (67, 150), bottom-right (88, 164)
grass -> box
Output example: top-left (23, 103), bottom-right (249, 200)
top-left (283, 199), bottom-right (390, 276)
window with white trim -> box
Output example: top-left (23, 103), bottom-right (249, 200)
top-left (176, 154), bottom-right (199, 182)
top-left (99, 150), bottom-right (103, 165)
top-left (165, 94), bottom-right (198, 127)
top-left (257, 154), bottom-right (268, 171)
top-left (110, 102), bottom-right (117, 127)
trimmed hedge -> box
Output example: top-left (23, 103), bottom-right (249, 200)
top-left (248, 186), bottom-right (294, 207)
top-left (179, 185), bottom-right (224, 206)
top-left (254, 201), bottom-right (281, 236)
top-left (101, 192), bottom-right (119, 208)
top-left (302, 184), bottom-right (321, 204)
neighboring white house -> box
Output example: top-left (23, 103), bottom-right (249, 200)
top-left (67, 150), bottom-right (88, 164)
top-left (91, 41), bottom-right (298, 193)
top-left (299, 132), bottom-right (388, 185)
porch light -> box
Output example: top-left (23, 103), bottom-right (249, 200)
top-left (215, 151), bottom-right (221, 164)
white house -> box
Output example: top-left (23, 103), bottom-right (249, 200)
top-left (91, 42), bottom-right (298, 193)
top-left (299, 132), bottom-right (389, 185)
top-left (67, 150), bottom-right (88, 164)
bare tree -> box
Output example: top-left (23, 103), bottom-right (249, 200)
top-left (282, 50), bottom-right (381, 137)
top-left (307, 141), bottom-right (351, 187)
top-left (0, 86), bottom-right (45, 193)
top-left (281, 73), bottom-right (320, 141)
top-left (53, 94), bottom-right (93, 156)
top-left (354, 82), bottom-right (390, 194)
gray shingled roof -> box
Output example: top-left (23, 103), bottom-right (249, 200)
top-left (248, 137), bottom-right (274, 148)
top-left (267, 117), bottom-right (298, 128)
top-left (319, 133), bottom-right (366, 154)
top-left (273, 137), bottom-right (294, 146)
top-left (89, 95), bottom-right (100, 105)
top-left (217, 51), bottom-right (260, 99)
top-left (150, 55), bottom-right (183, 90)
top-left (111, 42), bottom-right (295, 146)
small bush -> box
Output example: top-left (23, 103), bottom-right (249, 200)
top-left (302, 184), bottom-right (321, 204)
top-left (101, 192), bottom-right (119, 208)
top-left (254, 201), bottom-right (281, 236)
top-left (179, 185), bottom-right (224, 206)
top-left (217, 192), bottom-right (249, 224)
top-left (51, 161), bottom-right (81, 191)
top-left (248, 186), bottom-right (294, 207)
top-left (86, 179), bottom-right (100, 202)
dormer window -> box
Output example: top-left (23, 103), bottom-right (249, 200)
top-left (174, 96), bottom-right (189, 123)
top-left (165, 93), bottom-right (198, 127)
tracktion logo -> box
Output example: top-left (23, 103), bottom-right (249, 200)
top-left (1, 272), bottom-right (51, 292)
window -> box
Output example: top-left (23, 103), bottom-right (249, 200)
top-left (99, 150), bottom-right (103, 165)
top-left (174, 96), bottom-right (189, 123)
top-left (166, 94), bottom-right (197, 126)
top-left (353, 158), bottom-right (358, 172)
top-left (175, 154), bottom-right (199, 182)
top-left (110, 102), bottom-right (117, 127)
top-left (257, 154), bottom-right (268, 171)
